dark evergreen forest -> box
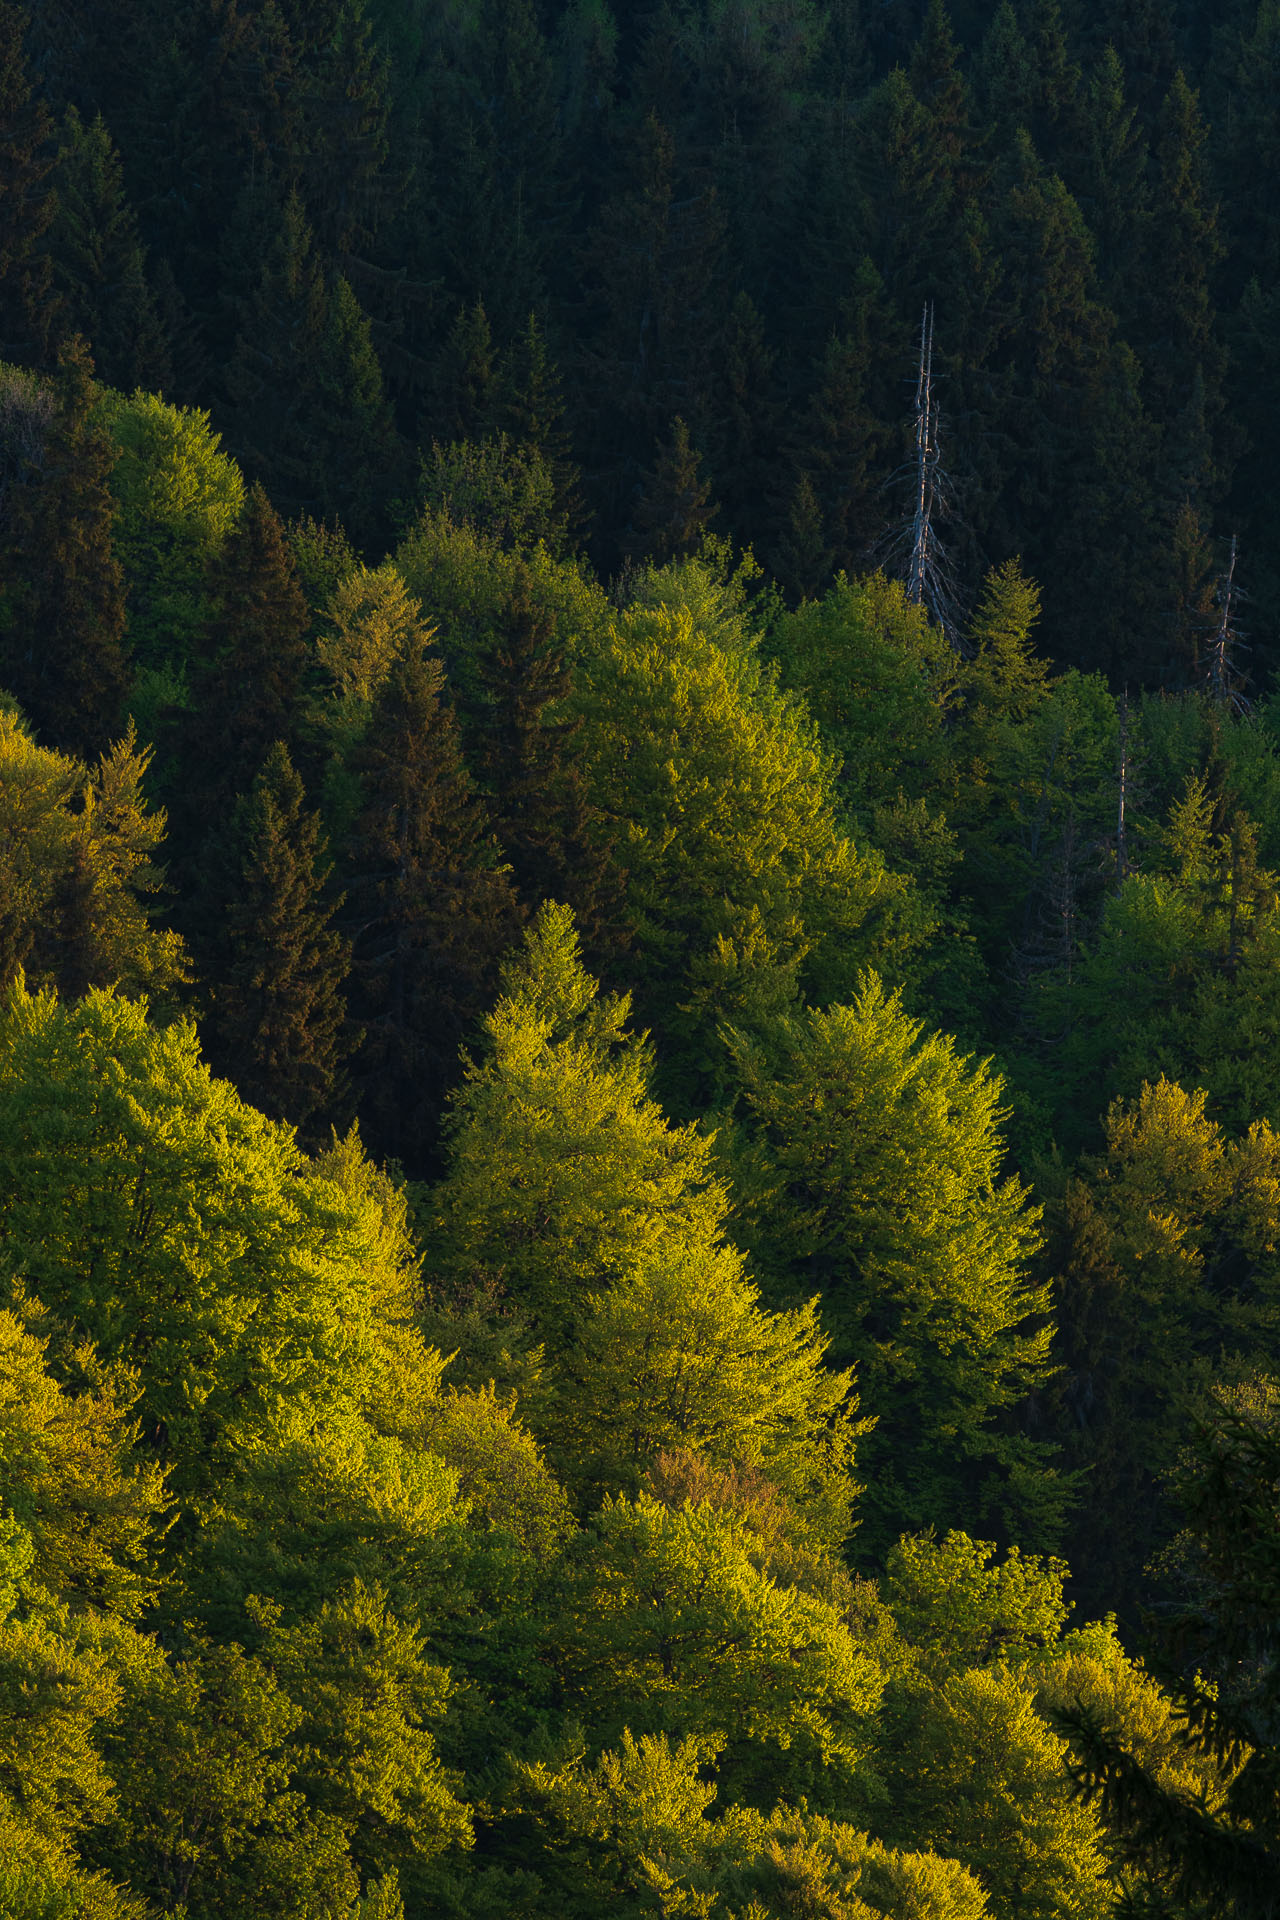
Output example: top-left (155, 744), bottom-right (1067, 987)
top-left (3, 1), bottom-right (1280, 1916)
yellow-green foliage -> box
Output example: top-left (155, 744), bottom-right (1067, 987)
top-left (0, 707), bottom-right (187, 1001)
top-left (727, 976), bottom-right (1052, 1545)
top-left (434, 906), bottom-right (863, 1535)
top-left (520, 1729), bottom-right (989, 1920)
top-left (316, 561), bottom-right (435, 705)
top-left (575, 599), bottom-right (912, 1024)
top-left (395, 509), bottom-right (610, 715)
top-left (770, 572), bottom-right (957, 814)
top-left (95, 386), bottom-right (244, 669)
top-left (548, 1493), bottom-right (885, 1803)
top-left (0, 1309), bottom-right (166, 1618)
top-left (0, 985), bottom-right (428, 1494)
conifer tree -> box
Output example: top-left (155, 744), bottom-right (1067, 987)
top-left (430, 300), bottom-right (495, 443)
top-left (180, 482), bottom-right (309, 825)
top-left (974, 3), bottom-right (1035, 150)
top-left (772, 471), bottom-right (834, 604)
top-left (476, 563), bottom-right (624, 958)
top-left (1022, 0), bottom-right (1086, 165)
top-left (346, 643), bottom-right (520, 1168)
top-left (0, 0), bottom-right (58, 366)
top-left (1085, 0), bottom-right (1177, 123)
top-left (707, 291), bottom-right (780, 557)
top-left (433, 0), bottom-right (564, 331)
top-left (851, 67), bottom-right (962, 322)
top-left (0, 338), bottom-right (129, 758)
top-left (631, 416), bottom-right (717, 562)
top-left (310, 272), bottom-right (402, 547)
top-left (48, 107), bottom-right (171, 394)
top-left (795, 315), bottom-right (889, 582)
top-left (1135, 72), bottom-right (1225, 493)
top-left (223, 191), bottom-right (400, 540)
top-left (963, 557), bottom-right (1050, 724)
top-left (580, 109), bottom-right (726, 544)
top-left (209, 743), bottom-right (351, 1136)
top-left (908, 0), bottom-right (972, 172)
top-left (1067, 46), bottom-right (1149, 317)
top-left (290, 0), bottom-right (394, 261)
top-left (489, 311), bottom-right (584, 538)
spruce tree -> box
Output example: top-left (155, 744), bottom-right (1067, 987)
top-left (0, 0), bottom-right (58, 366)
top-left (290, 0), bottom-right (394, 261)
top-left (1066, 46), bottom-right (1149, 318)
top-left (429, 299), bottom-right (495, 443)
top-left (477, 563), bottom-right (625, 959)
top-left (630, 416), bottom-right (717, 562)
top-left (346, 643), bottom-right (521, 1169)
top-left (209, 742), bottom-right (352, 1135)
top-left (0, 337), bottom-right (129, 758)
top-left (223, 190), bottom-right (400, 539)
top-left (579, 109), bottom-right (726, 545)
top-left (772, 471), bottom-right (834, 604)
top-left (48, 106), bottom-right (171, 394)
top-left (974, 3), bottom-right (1036, 154)
top-left (489, 311), bottom-right (584, 539)
top-left (431, 0), bottom-right (564, 331)
top-left (789, 302), bottom-right (891, 581)
top-left (1134, 72), bottom-right (1225, 489)
top-left (707, 291), bottom-right (780, 558)
top-left (310, 272), bottom-right (402, 547)
top-left (908, 0), bottom-right (972, 172)
top-left (179, 482), bottom-right (309, 826)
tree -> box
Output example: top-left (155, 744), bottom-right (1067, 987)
top-left (223, 192), bottom-right (400, 543)
top-left (489, 311), bottom-right (584, 538)
top-left (345, 643), bottom-right (520, 1169)
top-left (429, 301), bottom-right (495, 444)
top-left (630, 414), bottom-right (717, 561)
top-left (518, 1729), bottom-right (989, 1920)
top-left (433, 904), bottom-right (864, 1536)
top-left (578, 110), bottom-right (726, 547)
top-left (94, 385), bottom-right (245, 676)
top-left (0, 1305), bottom-right (167, 1618)
top-left (962, 558), bottom-right (1051, 728)
top-left (0, 706), bottom-right (187, 1002)
top-left (573, 588), bottom-right (915, 1057)
top-left (475, 564), bottom-right (624, 957)
top-left (786, 274), bottom-right (896, 584)
top-left (770, 572), bottom-right (956, 823)
top-left (179, 481), bottom-right (309, 828)
top-left (1057, 1391), bottom-right (1280, 1914)
top-left (209, 742), bottom-right (352, 1136)
top-left (705, 291), bottom-right (779, 556)
top-left (0, 0), bottom-right (58, 365)
top-left (48, 106), bottom-right (170, 394)
top-left (0, 981), bottom-right (423, 1497)
top-left (94, 1606), bottom-right (464, 1919)
top-left (1043, 1075), bottom-right (1280, 1619)
top-left (0, 340), bottom-right (130, 758)
top-left (725, 975), bottom-right (1058, 1553)
top-left (544, 1492), bottom-right (884, 1811)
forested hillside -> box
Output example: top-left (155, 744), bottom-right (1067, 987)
top-left (3, 1), bottom-right (1280, 1916)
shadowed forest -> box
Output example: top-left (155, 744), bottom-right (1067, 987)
top-left (3, 0), bottom-right (1280, 1915)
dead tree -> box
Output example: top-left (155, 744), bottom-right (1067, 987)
top-left (884, 304), bottom-right (963, 648)
top-left (1204, 533), bottom-right (1250, 714)
top-left (1116, 687), bottom-right (1130, 888)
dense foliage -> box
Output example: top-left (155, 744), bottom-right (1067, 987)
top-left (2, 1), bottom-right (1280, 1916)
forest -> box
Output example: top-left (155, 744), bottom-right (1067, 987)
top-left (2, 0), bottom-right (1280, 1914)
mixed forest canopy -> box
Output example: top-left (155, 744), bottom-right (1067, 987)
top-left (4, 0), bottom-right (1280, 1917)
